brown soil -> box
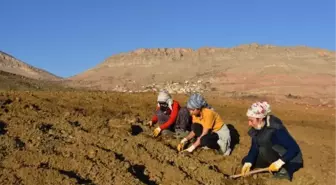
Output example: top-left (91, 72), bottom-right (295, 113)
top-left (0, 70), bottom-right (70, 91)
top-left (0, 91), bottom-right (334, 185)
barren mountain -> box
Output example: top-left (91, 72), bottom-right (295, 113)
top-left (0, 51), bottom-right (61, 81)
top-left (70, 43), bottom-right (335, 99)
top-left (0, 70), bottom-right (72, 91)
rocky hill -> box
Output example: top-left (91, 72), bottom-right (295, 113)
top-left (0, 70), bottom-right (71, 91)
top-left (69, 44), bottom-right (335, 99)
top-left (0, 51), bottom-right (61, 81)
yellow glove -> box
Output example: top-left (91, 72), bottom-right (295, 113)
top-left (268, 159), bottom-right (285, 172)
top-left (153, 127), bottom-right (161, 137)
top-left (177, 138), bottom-right (188, 152)
top-left (241, 163), bottom-right (252, 176)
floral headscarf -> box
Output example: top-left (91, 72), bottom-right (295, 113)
top-left (246, 101), bottom-right (271, 118)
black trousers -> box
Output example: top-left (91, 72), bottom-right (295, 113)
top-left (192, 123), bottom-right (219, 149)
top-left (242, 147), bottom-right (303, 181)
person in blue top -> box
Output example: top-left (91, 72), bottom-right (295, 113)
top-left (241, 101), bottom-right (303, 181)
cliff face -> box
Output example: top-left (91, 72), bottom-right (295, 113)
top-left (68, 44), bottom-right (335, 99)
top-left (0, 51), bottom-right (61, 81)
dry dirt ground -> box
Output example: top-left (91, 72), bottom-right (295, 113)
top-left (0, 90), bottom-right (334, 185)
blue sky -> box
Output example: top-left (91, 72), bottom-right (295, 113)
top-left (1, 0), bottom-right (335, 78)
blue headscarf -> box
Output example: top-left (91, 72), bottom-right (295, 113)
top-left (187, 93), bottom-right (212, 109)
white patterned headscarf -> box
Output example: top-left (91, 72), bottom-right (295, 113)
top-left (157, 89), bottom-right (173, 110)
top-left (246, 101), bottom-right (271, 118)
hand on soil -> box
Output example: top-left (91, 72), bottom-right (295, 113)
top-left (147, 121), bottom-right (153, 127)
top-left (268, 159), bottom-right (285, 172)
top-left (153, 127), bottom-right (161, 137)
top-left (241, 163), bottom-right (252, 176)
top-left (177, 143), bottom-right (185, 152)
top-left (177, 138), bottom-right (188, 152)
top-left (183, 145), bottom-right (196, 153)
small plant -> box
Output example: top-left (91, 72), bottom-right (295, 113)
top-left (210, 87), bottom-right (217, 91)
top-left (285, 93), bottom-right (300, 99)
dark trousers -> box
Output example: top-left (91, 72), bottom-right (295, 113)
top-left (175, 107), bottom-right (192, 132)
top-left (242, 147), bottom-right (303, 181)
top-left (192, 123), bottom-right (219, 149)
top-left (156, 107), bottom-right (192, 132)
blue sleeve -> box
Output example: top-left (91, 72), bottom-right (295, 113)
top-left (272, 129), bottom-right (300, 163)
top-left (245, 137), bottom-right (259, 164)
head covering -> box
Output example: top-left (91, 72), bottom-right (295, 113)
top-left (187, 93), bottom-right (211, 109)
top-left (157, 89), bottom-right (173, 110)
top-left (246, 101), bottom-right (271, 118)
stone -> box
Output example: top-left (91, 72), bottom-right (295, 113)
top-left (253, 174), bottom-right (257, 179)
top-left (188, 164), bottom-right (198, 171)
top-left (88, 149), bottom-right (96, 158)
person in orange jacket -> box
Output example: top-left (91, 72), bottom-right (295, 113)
top-left (177, 93), bottom-right (231, 156)
top-left (149, 89), bottom-right (191, 138)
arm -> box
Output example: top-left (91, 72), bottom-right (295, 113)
top-left (272, 129), bottom-right (300, 163)
top-left (185, 130), bottom-right (196, 140)
top-left (151, 115), bottom-right (158, 124)
top-left (159, 102), bottom-right (179, 130)
top-left (244, 137), bottom-right (259, 164)
top-left (192, 127), bottom-right (210, 148)
top-left (191, 109), bottom-right (213, 148)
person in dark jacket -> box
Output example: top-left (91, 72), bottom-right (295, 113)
top-left (241, 101), bottom-right (303, 181)
top-left (149, 89), bottom-right (191, 138)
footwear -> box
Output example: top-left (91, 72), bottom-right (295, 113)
top-left (161, 130), bottom-right (174, 137)
top-left (223, 148), bottom-right (231, 156)
top-left (174, 129), bottom-right (189, 139)
top-left (216, 148), bottom-right (231, 156)
top-left (217, 140), bottom-right (231, 156)
top-left (273, 168), bottom-right (290, 180)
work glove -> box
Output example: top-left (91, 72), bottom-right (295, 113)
top-left (183, 145), bottom-right (196, 153)
top-left (177, 138), bottom-right (188, 152)
top-left (241, 162), bottom-right (252, 176)
top-left (268, 159), bottom-right (285, 172)
top-left (153, 127), bottom-right (161, 137)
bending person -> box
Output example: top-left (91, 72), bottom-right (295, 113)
top-left (177, 93), bottom-right (231, 156)
top-left (241, 101), bottom-right (303, 181)
top-left (149, 89), bottom-right (191, 138)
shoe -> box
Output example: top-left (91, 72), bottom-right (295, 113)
top-left (217, 140), bottom-right (231, 156)
top-left (174, 130), bottom-right (189, 139)
top-left (161, 130), bottom-right (174, 137)
top-left (223, 148), bottom-right (231, 156)
top-left (273, 168), bottom-right (290, 180)
top-left (216, 148), bottom-right (231, 156)
top-left (202, 146), bottom-right (210, 150)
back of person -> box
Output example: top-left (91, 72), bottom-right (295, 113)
top-left (177, 93), bottom-right (231, 156)
top-left (191, 108), bottom-right (224, 132)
